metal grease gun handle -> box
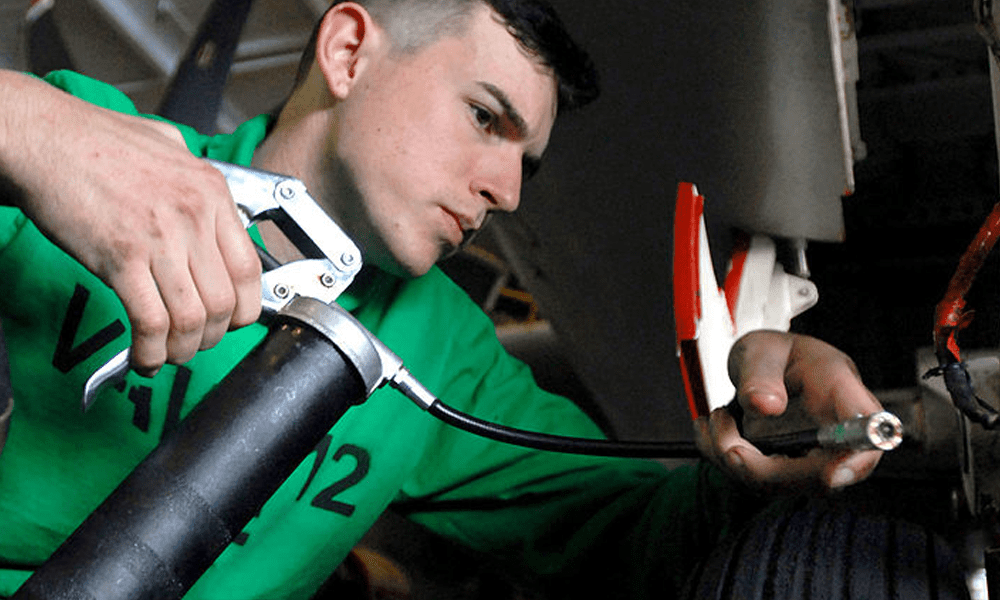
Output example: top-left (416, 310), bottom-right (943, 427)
top-left (81, 160), bottom-right (364, 411)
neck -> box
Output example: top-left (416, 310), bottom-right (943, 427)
top-left (252, 101), bottom-right (339, 264)
top-left (252, 103), bottom-right (331, 189)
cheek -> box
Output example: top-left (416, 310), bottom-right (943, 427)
top-left (387, 123), bottom-right (467, 196)
top-left (341, 91), bottom-right (474, 210)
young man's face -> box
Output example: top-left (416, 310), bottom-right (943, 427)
top-left (331, 4), bottom-right (559, 277)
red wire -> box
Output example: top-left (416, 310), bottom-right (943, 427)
top-left (934, 201), bottom-right (1000, 363)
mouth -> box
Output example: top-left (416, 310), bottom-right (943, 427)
top-left (440, 207), bottom-right (478, 248)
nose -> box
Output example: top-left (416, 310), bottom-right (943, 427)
top-left (471, 149), bottom-right (522, 214)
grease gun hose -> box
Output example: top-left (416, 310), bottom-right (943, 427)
top-left (427, 399), bottom-right (703, 457)
top-left (426, 400), bottom-right (902, 458)
top-left (390, 372), bottom-right (903, 458)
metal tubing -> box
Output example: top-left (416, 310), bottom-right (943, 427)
top-left (815, 411), bottom-right (904, 451)
top-left (15, 316), bottom-right (366, 600)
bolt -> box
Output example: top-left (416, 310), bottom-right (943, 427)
top-left (273, 284), bottom-right (290, 299)
top-left (279, 184), bottom-right (296, 200)
top-left (340, 252), bottom-right (357, 267)
top-left (320, 273), bottom-right (336, 288)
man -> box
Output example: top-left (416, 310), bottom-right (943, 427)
top-left (0, 0), bottom-right (883, 597)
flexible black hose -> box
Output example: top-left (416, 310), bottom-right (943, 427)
top-left (428, 400), bottom-right (702, 457)
top-left (427, 400), bottom-right (836, 459)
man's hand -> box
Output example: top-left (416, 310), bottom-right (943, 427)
top-left (0, 71), bottom-right (262, 375)
top-left (694, 330), bottom-right (884, 492)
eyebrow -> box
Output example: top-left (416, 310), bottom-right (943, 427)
top-left (477, 81), bottom-right (527, 136)
top-left (476, 81), bottom-right (544, 180)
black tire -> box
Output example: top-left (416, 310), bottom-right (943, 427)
top-left (683, 498), bottom-right (971, 600)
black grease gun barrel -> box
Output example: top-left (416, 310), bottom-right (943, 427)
top-left (14, 312), bottom-right (366, 600)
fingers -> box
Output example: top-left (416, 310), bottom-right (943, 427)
top-left (156, 247), bottom-right (216, 361)
top-left (695, 407), bottom-right (881, 493)
top-left (152, 173), bottom-right (261, 370)
top-left (185, 206), bottom-right (262, 355)
top-left (695, 408), bottom-right (831, 492)
top-left (114, 267), bottom-right (170, 376)
top-left (786, 334), bottom-right (883, 422)
top-left (728, 331), bottom-right (794, 417)
top-left (160, 138), bottom-right (261, 355)
top-left (820, 448), bottom-right (881, 489)
top-left (729, 331), bottom-right (883, 421)
top-left (103, 160), bottom-right (261, 375)
top-left (214, 198), bottom-right (262, 331)
top-left (702, 331), bottom-right (888, 493)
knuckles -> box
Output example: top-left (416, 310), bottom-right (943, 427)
top-left (168, 301), bottom-right (208, 338)
top-left (130, 307), bottom-right (171, 341)
top-left (200, 285), bottom-right (238, 322)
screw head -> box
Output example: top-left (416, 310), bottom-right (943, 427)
top-left (278, 184), bottom-right (296, 199)
top-left (273, 284), bottom-right (290, 299)
top-left (320, 273), bottom-right (336, 288)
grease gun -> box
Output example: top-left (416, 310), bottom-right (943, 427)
top-left (15, 161), bottom-right (902, 600)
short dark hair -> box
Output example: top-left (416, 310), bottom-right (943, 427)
top-left (484, 0), bottom-right (598, 112)
top-left (293, 0), bottom-right (599, 114)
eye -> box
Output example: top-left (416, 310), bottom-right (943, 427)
top-left (470, 103), bottom-right (496, 130)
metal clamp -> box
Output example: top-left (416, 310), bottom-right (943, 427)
top-left (277, 296), bottom-right (436, 409)
top-left (207, 160), bottom-right (361, 314)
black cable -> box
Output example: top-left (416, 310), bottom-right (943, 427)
top-left (427, 400), bottom-right (703, 458)
top-left (746, 430), bottom-right (819, 458)
top-left (427, 398), bottom-right (846, 459)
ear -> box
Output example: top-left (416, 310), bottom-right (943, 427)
top-left (314, 2), bottom-right (377, 99)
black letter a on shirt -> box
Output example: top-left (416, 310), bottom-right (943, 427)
top-left (53, 284), bottom-right (126, 373)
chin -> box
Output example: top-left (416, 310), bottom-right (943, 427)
top-left (354, 237), bottom-right (425, 278)
top-left (376, 253), bottom-right (436, 279)
top-left (397, 263), bottom-right (433, 278)
top-left (372, 237), bottom-right (447, 279)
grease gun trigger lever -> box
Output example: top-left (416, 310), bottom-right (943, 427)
top-left (81, 160), bottom-right (364, 412)
top-left (81, 348), bottom-right (130, 411)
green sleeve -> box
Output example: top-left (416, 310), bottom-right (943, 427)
top-left (42, 70), bottom-right (143, 115)
top-left (41, 70), bottom-right (225, 154)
